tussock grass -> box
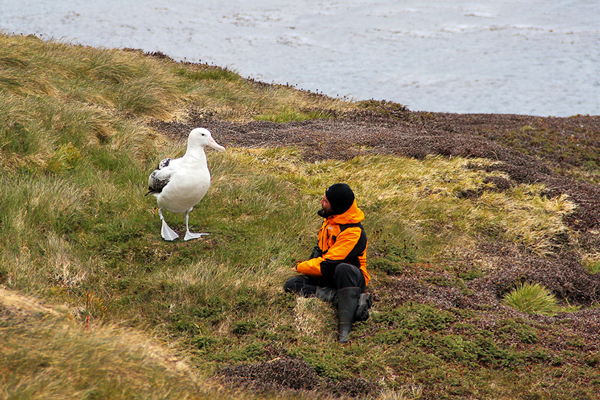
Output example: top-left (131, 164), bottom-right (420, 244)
top-left (1, 32), bottom-right (598, 399)
top-left (503, 282), bottom-right (580, 316)
top-left (584, 254), bottom-right (600, 274)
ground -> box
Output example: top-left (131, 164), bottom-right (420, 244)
top-left (149, 107), bottom-right (600, 396)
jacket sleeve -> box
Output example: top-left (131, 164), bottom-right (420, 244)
top-left (296, 256), bottom-right (324, 276)
top-left (295, 227), bottom-right (363, 277)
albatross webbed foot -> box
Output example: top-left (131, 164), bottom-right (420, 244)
top-left (161, 220), bottom-right (179, 241)
top-left (159, 209), bottom-right (179, 241)
top-left (183, 209), bottom-right (209, 241)
top-left (184, 231), bottom-right (209, 241)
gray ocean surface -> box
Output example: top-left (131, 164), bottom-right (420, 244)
top-left (1, 0), bottom-right (599, 117)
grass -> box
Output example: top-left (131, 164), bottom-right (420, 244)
top-left (1, 312), bottom-right (207, 399)
top-left (0, 288), bottom-right (292, 400)
top-left (583, 254), bottom-right (600, 274)
top-left (503, 282), bottom-right (580, 316)
top-left (1, 32), bottom-right (600, 399)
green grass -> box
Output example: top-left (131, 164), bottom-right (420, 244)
top-left (503, 282), bottom-right (580, 316)
top-left (254, 107), bottom-right (336, 122)
top-left (1, 32), bottom-right (600, 400)
top-left (583, 254), bottom-right (600, 274)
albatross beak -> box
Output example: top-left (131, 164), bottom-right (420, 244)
top-left (208, 137), bottom-right (225, 152)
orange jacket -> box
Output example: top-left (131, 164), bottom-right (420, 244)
top-left (296, 200), bottom-right (370, 286)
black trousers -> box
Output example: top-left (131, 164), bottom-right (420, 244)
top-left (283, 263), bottom-right (366, 297)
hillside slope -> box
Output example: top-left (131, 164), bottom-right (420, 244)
top-left (2, 32), bottom-right (600, 399)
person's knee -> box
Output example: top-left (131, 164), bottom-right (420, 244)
top-left (284, 276), bottom-right (305, 293)
top-left (334, 263), bottom-right (365, 290)
top-left (334, 263), bottom-right (359, 283)
top-left (335, 263), bottom-right (355, 276)
top-left (283, 278), bottom-right (296, 293)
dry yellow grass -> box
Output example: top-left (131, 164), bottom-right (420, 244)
top-left (223, 148), bottom-right (576, 257)
top-left (293, 297), bottom-right (336, 339)
top-left (0, 287), bottom-right (286, 400)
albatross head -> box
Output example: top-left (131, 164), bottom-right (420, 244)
top-left (187, 128), bottom-right (225, 152)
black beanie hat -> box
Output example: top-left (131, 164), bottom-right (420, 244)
top-left (325, 183), bottom-right (355, 215)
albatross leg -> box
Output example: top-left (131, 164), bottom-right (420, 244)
top-left (184, 208), bottom-right (209, 241)
top-left (159, 209), bottom-right (179, 241)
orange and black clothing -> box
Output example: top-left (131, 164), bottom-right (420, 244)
top-left (296, 199), bottom-right (370, 286)
top-left (285, 199), bottom-right (369, 295)
top-left (284, 183), bottom-right (371, 342)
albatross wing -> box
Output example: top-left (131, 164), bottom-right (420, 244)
top-left (147, 158), bottom-right (176, 195)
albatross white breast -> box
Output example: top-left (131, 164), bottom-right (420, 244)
top-left (147, 127), bottom-right (225, 241)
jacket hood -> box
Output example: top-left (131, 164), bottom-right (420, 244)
top-left (327, 200), bottom-right (364, 225)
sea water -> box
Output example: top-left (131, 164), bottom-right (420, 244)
top-left (1, 0), bottom-right (598, 116)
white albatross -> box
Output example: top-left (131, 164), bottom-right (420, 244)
top-left (147, 128), bottom-right (225, 241)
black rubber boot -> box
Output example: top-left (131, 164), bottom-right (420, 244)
top-left (355, 292), bottom-right (372, 322)
top-left (315, 286), bottom-right (337, 303)
top-left (337, 287), bottom-right (361, 343)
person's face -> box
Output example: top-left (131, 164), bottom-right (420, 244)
top-left (321, 194), bottom-right (332, 214)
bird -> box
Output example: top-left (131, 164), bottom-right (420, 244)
top-left (147, 127), bottom-right (225, 241)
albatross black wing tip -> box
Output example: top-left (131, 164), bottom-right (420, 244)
top-left (157, 158), bottom-right (171, 169)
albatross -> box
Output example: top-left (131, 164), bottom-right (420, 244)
top-left (147, 127), bottom-right (225, 241)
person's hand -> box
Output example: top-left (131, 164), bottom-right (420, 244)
top-left (291, 261), bottom-right (302, 272)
